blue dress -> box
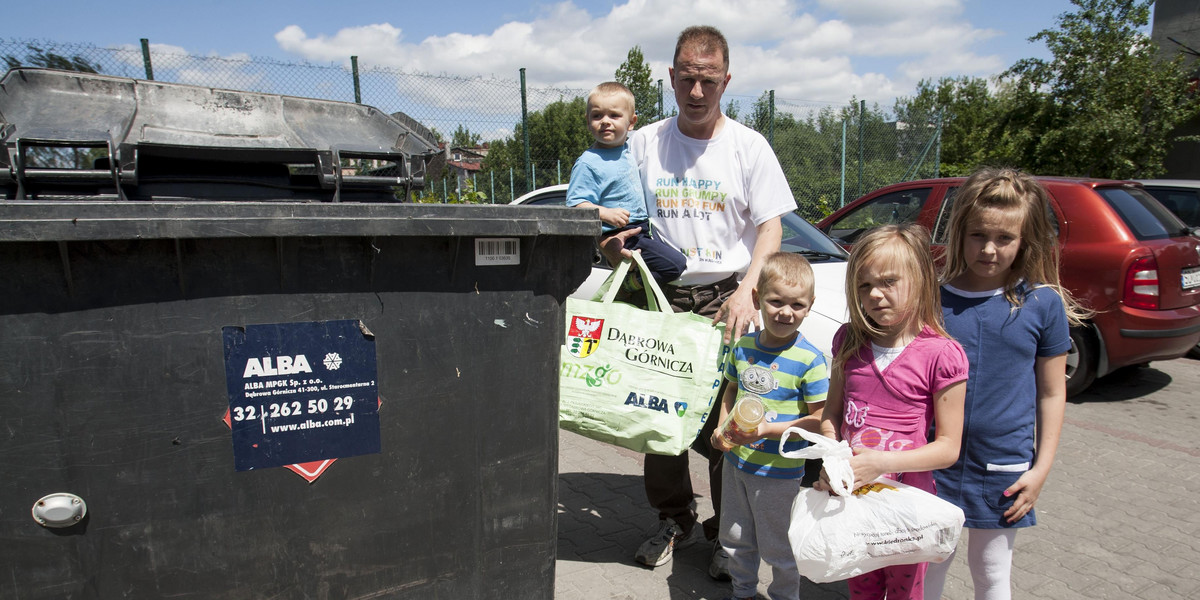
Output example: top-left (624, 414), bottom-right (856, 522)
top-left (936, 283), bottom-right (1070, 528)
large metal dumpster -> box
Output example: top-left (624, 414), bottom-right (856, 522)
top-left (0, 69), bottom-right (596, 599)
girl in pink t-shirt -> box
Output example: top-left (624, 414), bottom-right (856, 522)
top-left (817, 224), bottom-right (968, 600)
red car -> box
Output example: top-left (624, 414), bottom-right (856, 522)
top-left (817, 177), bottom-right (1200, 396)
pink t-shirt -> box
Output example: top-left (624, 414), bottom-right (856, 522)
top-left (834, 324), bottom-right (968, 493)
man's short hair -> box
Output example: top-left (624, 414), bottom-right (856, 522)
top-left (673, 25), bottom-right (729, 71)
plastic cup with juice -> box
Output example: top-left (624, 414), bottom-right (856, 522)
top-left (718, 394), bottom-right (765, 447)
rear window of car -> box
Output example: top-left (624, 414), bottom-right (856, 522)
top-left (1141, 187), bottom-right (1200, 227)
top-left (1096, 187), bottom-right (1188, 240)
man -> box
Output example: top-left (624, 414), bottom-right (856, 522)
top-left (604, 25), bottom-right (797, 578)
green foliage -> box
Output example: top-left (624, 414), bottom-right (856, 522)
top-left (724, 99), bottom-right (740, 121)
top-left (745, 92), bottom-right (773, 135)
top-left (997, 0), bottom-right (1200, 178)
top-left (413, 178), bottom-right (489, 204)
top-left (482, 95), bottom-right (591, 197)
top-left (615, 46), bottom-right (662, 125)
top-left (893, 76), bottom-right (998, 176)
top-left (450, 124), bottom-right (481, 147)
top-left (735, 92), bottom-right (935, 221)
top-left (4, 44), bottom-right (102, 73)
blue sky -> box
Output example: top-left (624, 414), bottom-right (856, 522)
top-left (2, 0), bottom-right (1104, 113)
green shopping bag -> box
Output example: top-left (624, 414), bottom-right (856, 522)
top-left (559, 252), bottom-right (727, 455)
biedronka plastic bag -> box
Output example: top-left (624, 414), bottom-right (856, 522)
top-left (779, 427), bottom-right (965, 583)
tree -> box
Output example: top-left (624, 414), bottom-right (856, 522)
top-left (3, 44), bottom-right (101, 73)
top-left (615, 46), bottom-right (662, 125)
top-left (724, 99), bottom-right (740, 121)
top-left (450, 124), bottom-right (482, 148)
top-left (482, 95), bottom-right (592, 195)
top-left (812, 98), bottom-right (904, 205)
top-left (998, 0), bottom-right (1200, 178)
top-left (893, 77), bottom-right (1002, 176)
top-left (744, 92), bottom-right (774, 135)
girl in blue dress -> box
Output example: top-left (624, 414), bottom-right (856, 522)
top-left (925, 168), bottom-right (1089, 600)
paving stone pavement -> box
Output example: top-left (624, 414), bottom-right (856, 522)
top-left (554, 356), bottom-right (1200, 600)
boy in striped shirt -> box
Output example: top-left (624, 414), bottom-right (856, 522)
top-left (709, 251), bottom-right (828, 600)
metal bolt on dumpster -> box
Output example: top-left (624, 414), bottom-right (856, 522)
top-left (0, 68), bottom-right (596, 599)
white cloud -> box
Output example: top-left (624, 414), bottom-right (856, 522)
top-left (111, 43), bottom-right (266, 90)
top-left (269, 0), bottom-right (1011, 117)
top-left (850, 19), bottom-right (1001, 59)
top-left (275, 24), bottom-right (410, 64)
top-left (816, 0), bottom-right (963, 25)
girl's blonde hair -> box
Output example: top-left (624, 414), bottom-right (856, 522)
top-left (835, 223), bottom-right (948, 370)
top-left (941, 167), bottom-right (1089, 325)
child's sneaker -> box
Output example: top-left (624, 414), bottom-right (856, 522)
top-left (621, 271), bottom-right (645, 293)
top-left (633, 518), bottom-right (695, 567)
top-left (708, 541), bottom-right (732, 580)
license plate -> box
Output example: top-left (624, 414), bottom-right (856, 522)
top-left (1184, 267), bottom-right (1200, 290)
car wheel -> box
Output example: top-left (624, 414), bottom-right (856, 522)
top-left (1065, 326), bottom-right (1097, 397)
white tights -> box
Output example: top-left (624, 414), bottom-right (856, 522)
top-left (924, 528), bottom-right (1017, 600)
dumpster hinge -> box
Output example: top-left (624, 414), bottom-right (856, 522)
top-left (523, 235), bottom-right (540, 278)
top-left (57, 241), bottom-right (75, 297)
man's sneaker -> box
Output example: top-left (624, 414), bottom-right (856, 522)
top-left (708, 541), bottom-right (731, 581)
top-left (634, 518), bottom-right (695, 567)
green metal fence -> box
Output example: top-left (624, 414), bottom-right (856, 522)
top-left (2, 38), bottom-right (942, 222)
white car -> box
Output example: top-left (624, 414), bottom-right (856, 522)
top-left (511, 184), bottom-right (849, 358)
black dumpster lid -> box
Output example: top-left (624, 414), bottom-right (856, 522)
top-left (0, 68), bottom-right (440, 202)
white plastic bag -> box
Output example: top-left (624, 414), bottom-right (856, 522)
top-left (779, 427), bottom-right (965, 583)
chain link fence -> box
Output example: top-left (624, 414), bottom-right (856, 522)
top-left (2, 38), bottom-right (942, 222)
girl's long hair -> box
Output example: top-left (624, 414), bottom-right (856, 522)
top-left (941, 167), bottom-right (1089, 325)
top-left (835, 223), bottom-right (948, 371)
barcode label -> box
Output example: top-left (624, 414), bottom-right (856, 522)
top-left (475, 237), bottom-right (520, 266)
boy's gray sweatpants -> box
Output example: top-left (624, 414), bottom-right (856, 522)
top-left (720, 460), bottom-right (804, 600)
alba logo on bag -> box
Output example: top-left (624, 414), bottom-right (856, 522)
top-left (566, 315), bottom-right (604, 358)
top-left (625, 391), bottom-right (689, 417)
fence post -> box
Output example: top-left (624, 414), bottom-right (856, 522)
top-left (139, 39), bottom-right (154, 80)
top-left (657, 79), bottom-right (663, 119)
top-left (491, 171), bottom-right (495, 204)
top-left (556, 160), bottom-right (561, 185)
top-left (840, 119), bottom-right (847, 208)
top-left (768, 90), bottom-right (775, 148)
top-left (934, 110), bottom-right (943, 179)
top-left (857, 99), bottom-right (865, 199)
top-left (351, 56), bottom-right (362, 104)
top-left (509, 168), bottom-right (515, 203)
top-left (520, 68), bottom-right (531, 194)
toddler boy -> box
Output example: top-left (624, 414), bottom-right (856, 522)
top-left (566, 82), bottom-right (685, 285)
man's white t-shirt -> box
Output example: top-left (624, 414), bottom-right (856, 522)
top-left (629, 117), bottom-right (796, 286)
